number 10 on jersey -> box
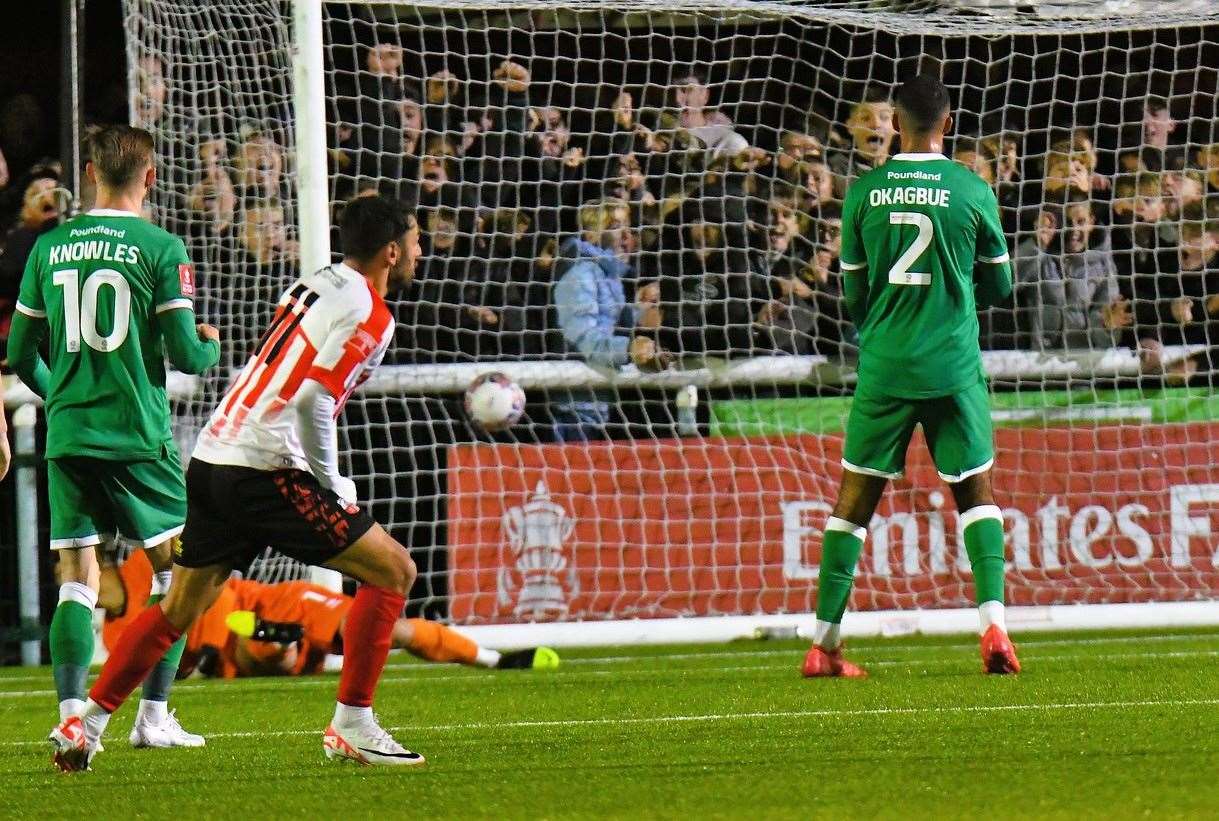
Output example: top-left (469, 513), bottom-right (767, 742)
top-left (53, 268), bottom-right (132, 353)
top-left (888, 211), bottom-right (933, 286)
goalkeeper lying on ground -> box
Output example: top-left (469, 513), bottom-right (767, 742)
top-left (100, 548), bottom-right (558, 678)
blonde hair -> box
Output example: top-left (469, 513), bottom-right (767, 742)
top-left (1070, 131), bottom-right (1097, 172)
top-left (579, 198), bottom-right (630, 235)
top-left (1113, 172), bottom-right (1162, 204)
top-left (848, 98), bottom-right (893, 123)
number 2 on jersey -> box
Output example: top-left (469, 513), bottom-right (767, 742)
top-left (888, 211), bottom-right (933, 286)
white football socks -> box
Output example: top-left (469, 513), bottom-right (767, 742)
top-left (59, 698), bottom-right (85, 722)
top-left (150, 570), bottom-right (173, 598)
top-left (979, 600), bottom-right (1007, 635)
top-left (333, 703), bottom-right (373, 728)
top-left (136, 698), bottom-right (168, 725)
top-left (813, 620), bottom-right (842, 650)
top-left (58, 581), bottom-right (98, 610)
top-left (474, 648), bottom-right (502, 668)
top-left (81, 699), bottom-right (112, 743)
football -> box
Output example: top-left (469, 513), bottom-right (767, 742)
top-left (464, 371), bottom-right (526, 431)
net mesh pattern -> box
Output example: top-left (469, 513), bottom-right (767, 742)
top-left (127, 0), bottom-right (1219, 622)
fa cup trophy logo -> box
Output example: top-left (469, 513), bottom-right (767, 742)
top-left (498, 481), bottom-right (577, 619)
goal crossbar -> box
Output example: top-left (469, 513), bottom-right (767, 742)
top-left (4, 345), bottom-right (1199, 407)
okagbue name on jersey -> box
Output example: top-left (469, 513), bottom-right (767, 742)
top-left (868, 185), bottom-right (950, 208)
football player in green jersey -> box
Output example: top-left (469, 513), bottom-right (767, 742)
top-left (801, 75), bottom-right (1020, 679)
top-left (8, 125), bottom-right (222, 747)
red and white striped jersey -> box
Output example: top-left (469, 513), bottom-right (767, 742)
top-left (193, 263), bottom-right (393, 472)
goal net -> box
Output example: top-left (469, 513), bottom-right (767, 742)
top-left (125, 0), bottom-right (1219, 639)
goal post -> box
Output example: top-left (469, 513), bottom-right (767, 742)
top-left (290, 0), bottom-right (331, 280)
top-left (117, 0), bottom-right (1219, 646)
top-left (291, 0), bottom-right (346, 591)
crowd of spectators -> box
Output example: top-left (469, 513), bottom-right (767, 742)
top-left (13, 44), bottom-right (1219, 410)
top-left (326, 51), bottom-right (887, 369)
top-left (315, 49), bottom-right (1219, 389)
top-left (0, 76), bottom-right (71, 362)
top-left (0, 151), bottom-right (67, 362)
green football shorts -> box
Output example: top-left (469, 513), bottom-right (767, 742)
top-left (841, 378), bottom-right (995, 483)
top-left (47, 445), bottom-right (187, 550)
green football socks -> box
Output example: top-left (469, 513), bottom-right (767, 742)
top-left (50, 583), bottom-right (98, 717)
top-left (813, 518), bottom-right (868, 649)
top-left (962, 505), bottom-right (1006, 607)
top-left (811, 505), bottom-right (1007, 646)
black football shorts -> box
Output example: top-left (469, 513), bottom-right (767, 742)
top-left (176, 458), bottom-right (376, 570)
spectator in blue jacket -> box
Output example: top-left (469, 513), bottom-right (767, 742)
top-left (551, 198), bottom-right (667, 441)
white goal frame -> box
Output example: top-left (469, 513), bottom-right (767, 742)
top-left (280, 0), bottom-right (1219, 644)
top-left (13, 1), bottom-right (1219, 665)
top-left (290, 0), bottom-right (1219, 638)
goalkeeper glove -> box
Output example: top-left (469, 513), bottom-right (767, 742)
top-left (225, 610), bottom-right (305, 645)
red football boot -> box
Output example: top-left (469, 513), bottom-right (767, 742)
top-left (802, 644), bottom-right (868, 679)
top-left (49, 715), bottom-right (96, 772)
top-left (980, 625), bottom-right (1021, 675)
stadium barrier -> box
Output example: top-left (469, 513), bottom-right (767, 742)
top-left (7, 340), bottom-right (1214, 657)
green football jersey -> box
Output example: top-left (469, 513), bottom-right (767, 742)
top-left (839, 152), bottom-right (1012, 399)
top-left (16, 208), bottom-right (199, 460)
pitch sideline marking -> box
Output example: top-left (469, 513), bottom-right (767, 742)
top-left (411, 697), bottom-right (1219, 732)
top-left (0, 631), bottom-right (1213, 686)
top-left (3, 696), bottom-right (1217, 747)
top-left (2, 648), bottom-right (1219, 701)
top-left (560, 632), bottom-right (1219, 665)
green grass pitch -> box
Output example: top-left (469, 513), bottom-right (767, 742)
top-left (3, 628), bottom-right (1218, 819)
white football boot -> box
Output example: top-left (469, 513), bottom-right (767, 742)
top-left (323, 715), bottom-right (425, 767)
top-left (130, 709), bottom-right (206, 748)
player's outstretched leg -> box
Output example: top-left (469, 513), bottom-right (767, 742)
top-left (803, 469), bottom-right (887, 679)
top-left (50, 563), bottom-right (229, 772)
top-left (393, 618), bottom-right (559, 671)
top-left (322, 524), bottom-right (425, 767)
top-left (129, 538), bottom-right (205, 749)
top-left (949, 473), bottom-right (1020, 675)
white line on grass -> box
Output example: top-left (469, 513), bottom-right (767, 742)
top-left (4, 696), bottom-right (1217, 747)
top-left (559, 632), bottom-right (1219, 666)
top-left (408, 697), bottom-right (1219, 732)
top-left (0, 628), bottom-right (1209, 687)
top-left (2, 648), bottom-right (1218, 703)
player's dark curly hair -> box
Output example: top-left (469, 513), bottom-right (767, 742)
top-left (340, 195), bottom-right (413, 261)
top-left (894, 74), bottom-right (951, 135)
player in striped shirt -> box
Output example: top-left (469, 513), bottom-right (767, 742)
top-left (51, 195), bottom-right (428, 770)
